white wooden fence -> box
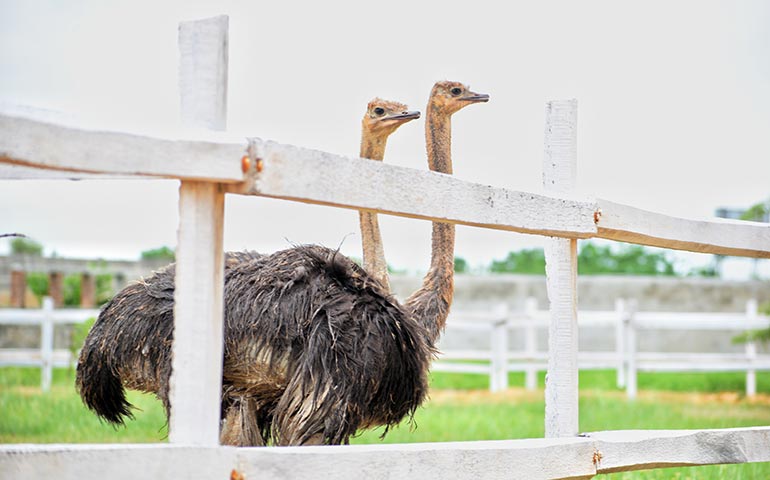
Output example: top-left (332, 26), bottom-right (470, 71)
top-left (1, 14), bottom-right (769, 480)
top-left (435, 298), bottom-right (770, 397)
top-left (0, 298), bottom-right (98, 392)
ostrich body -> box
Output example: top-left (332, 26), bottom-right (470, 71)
top-left (77, 246), bottom-right (431, 445)
top-left (358, 99), bottom-right (420, 290)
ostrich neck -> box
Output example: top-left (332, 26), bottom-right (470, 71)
top-left (406, 104), bottom-right (455, 343)
top-left (358, 132), bottom-right (390, 291)
top-left (426, 104), bottom-right (452, 174)
top-left (424, 105), bottom-right (455, 272)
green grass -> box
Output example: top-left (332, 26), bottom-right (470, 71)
top-left (431, 367), bottom-right (770, 395)
top-left (2, 367), bottom-right (769, 479)
top-left (0, 367), bottom-right (167, 443)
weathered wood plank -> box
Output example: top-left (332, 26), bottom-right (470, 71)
top-left (0, 439), bottom-right (598, 480)
top-left (2, 109), bottom-right (769, 259)
top-left (2, 427), bottom-right (769, 479)
top-left (232, 139), bottom-right (599, 238)
top-left (0, 162), bottom-right (148, 180)
top-left (168, 15), bottom-right (228, 447)
top-left (543, 99), bottom-right (580, 438)
top-left (178, 16), bottom-right (228, 131)
top-left (0, 110), bottom-right (244, 182)
top-left (0, 444), bottom-right (237, 480)
top-left (170, 181), bottom-right (225, 446)
top-left (237, 438), bottom-right (597, 480)
top-left (588, 427), bottom-right (770, 474)
top-left (596, 198), bottom-right (770, 258)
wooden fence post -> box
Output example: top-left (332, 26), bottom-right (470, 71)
top-left (615, 298), bottom-right (627, 388)
top-left (48, 272), bottom-right (63, 307)
top-left (626, 300), bottom-right (638, 400)
top-left (10, 270), bottom-right (26, 308)
top-left (543, 99), bottom-right (579, 438)
top-left (169, 14), bottom-right (228, 446)
top-left (490, 304), bottom-right (509, 392)
top-left (745, 299), bottom-right (758, 397)
top-left (40, 296), bottom-right (54, 393)
top-left (80, 272), bottom-right (96, 308)
top-left (524, 297), bottom-right (539, 391)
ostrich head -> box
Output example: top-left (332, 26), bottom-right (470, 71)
top-left (362, 98), bottom-right (421, 138)
top-left (428, 81), bottom-right (489, 115)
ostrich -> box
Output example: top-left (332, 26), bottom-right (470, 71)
top-left (358, 98), bottom-right (420, 290)
top-left (221, 84), bottom-right (489, 443)
top-left (75, 83), bottom-right (488, 446)
top-left (219, 99), bottom-right (421, 445)
top-left (76, 99), bottom-right (424, 446)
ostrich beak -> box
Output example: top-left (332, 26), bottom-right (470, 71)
top-left (462, 92), bottom-right (490, 103)
top-left (387, 110), bottom-right (421, 122)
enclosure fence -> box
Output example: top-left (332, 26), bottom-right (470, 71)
top-left (1, 14), bottom-right (769, 480)
top-left (3, 297), bottom-right (766, 398)
top-left (0, 297), bottom-right (98, 391)
top-left (434, 298), bottom-right (770, 397)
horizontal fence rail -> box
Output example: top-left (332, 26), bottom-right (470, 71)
top-left (2, 108), bottom-right (769, 258)
top-left (0, 111), bottom-right (244, 182)
top-left (3, 426), bottom-right (770, 480)
top-left (596, 199), bottom-right (770, 258)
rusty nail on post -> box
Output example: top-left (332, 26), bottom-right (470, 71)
top-left (244, 138), bottom-right (263, 174)
top-left (230, 469), bottom-right (245, 480)
top-left (593, 208), bottom-right (602, 224)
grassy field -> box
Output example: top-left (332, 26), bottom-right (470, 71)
top-left (1, 366), bottom-right (769, 479)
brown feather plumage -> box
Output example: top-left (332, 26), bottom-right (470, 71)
top-left (76, 246), bottom-right (433, 446)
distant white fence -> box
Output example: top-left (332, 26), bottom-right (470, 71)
top-left (436, 298), bottom-right (770, 397)
top-left (0, 297), bottom-right (98, 391)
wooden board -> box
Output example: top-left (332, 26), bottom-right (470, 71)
top-left (586, 427), bottom-right (770, 474)
top-left (2, 427), bottom-right (769, 479)
top-left (233, 138), bottom-right (599, 239)
top-left (167, 14), bottom-right (228, 447)
top-left (543, 99), bottom-right (580, 438)
top-left (1, 110), bottom-right (769, 258)
top-left (596, 198), bottom-right (770, 258)
top-left (0, 111), bottom-right (244, 182)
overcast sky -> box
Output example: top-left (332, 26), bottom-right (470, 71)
top-left (1, 1), bottom-right (768, 276)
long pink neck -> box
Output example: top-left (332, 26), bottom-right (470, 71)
top-left (359, 132), bottom-right (390, 291)
top-left (405, 102), bottom-right (455, 343)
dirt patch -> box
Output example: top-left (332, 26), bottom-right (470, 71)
top-left (427, 387), bottom-right (770, 406)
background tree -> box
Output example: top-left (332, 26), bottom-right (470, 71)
top-left (488, 242), bottom-right (677, 276)
top-left (454, 257), bottom-right (469, 274)
top-left (26, 272), bottom-right (49, 302)
top-left (140, 246), bottom-right (175, 261)
top-left (10, 237), bottom-right (43, 256)
top-left (739, 198), bottom-right (770, 222)
top-left (577, 243), bottom-right (676, 276)
top-left (489, 248), bottom-right (546, 274)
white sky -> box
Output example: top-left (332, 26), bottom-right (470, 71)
top-left (1, 0), bottom-right (768, 276)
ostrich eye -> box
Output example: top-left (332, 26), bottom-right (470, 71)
top-left (373, 107), bottom-right (385, 116)
top-left (450, 87), bottom-right (463, 96)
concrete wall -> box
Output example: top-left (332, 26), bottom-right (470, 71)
top-left (391, 274), bottom-right (770, 313)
